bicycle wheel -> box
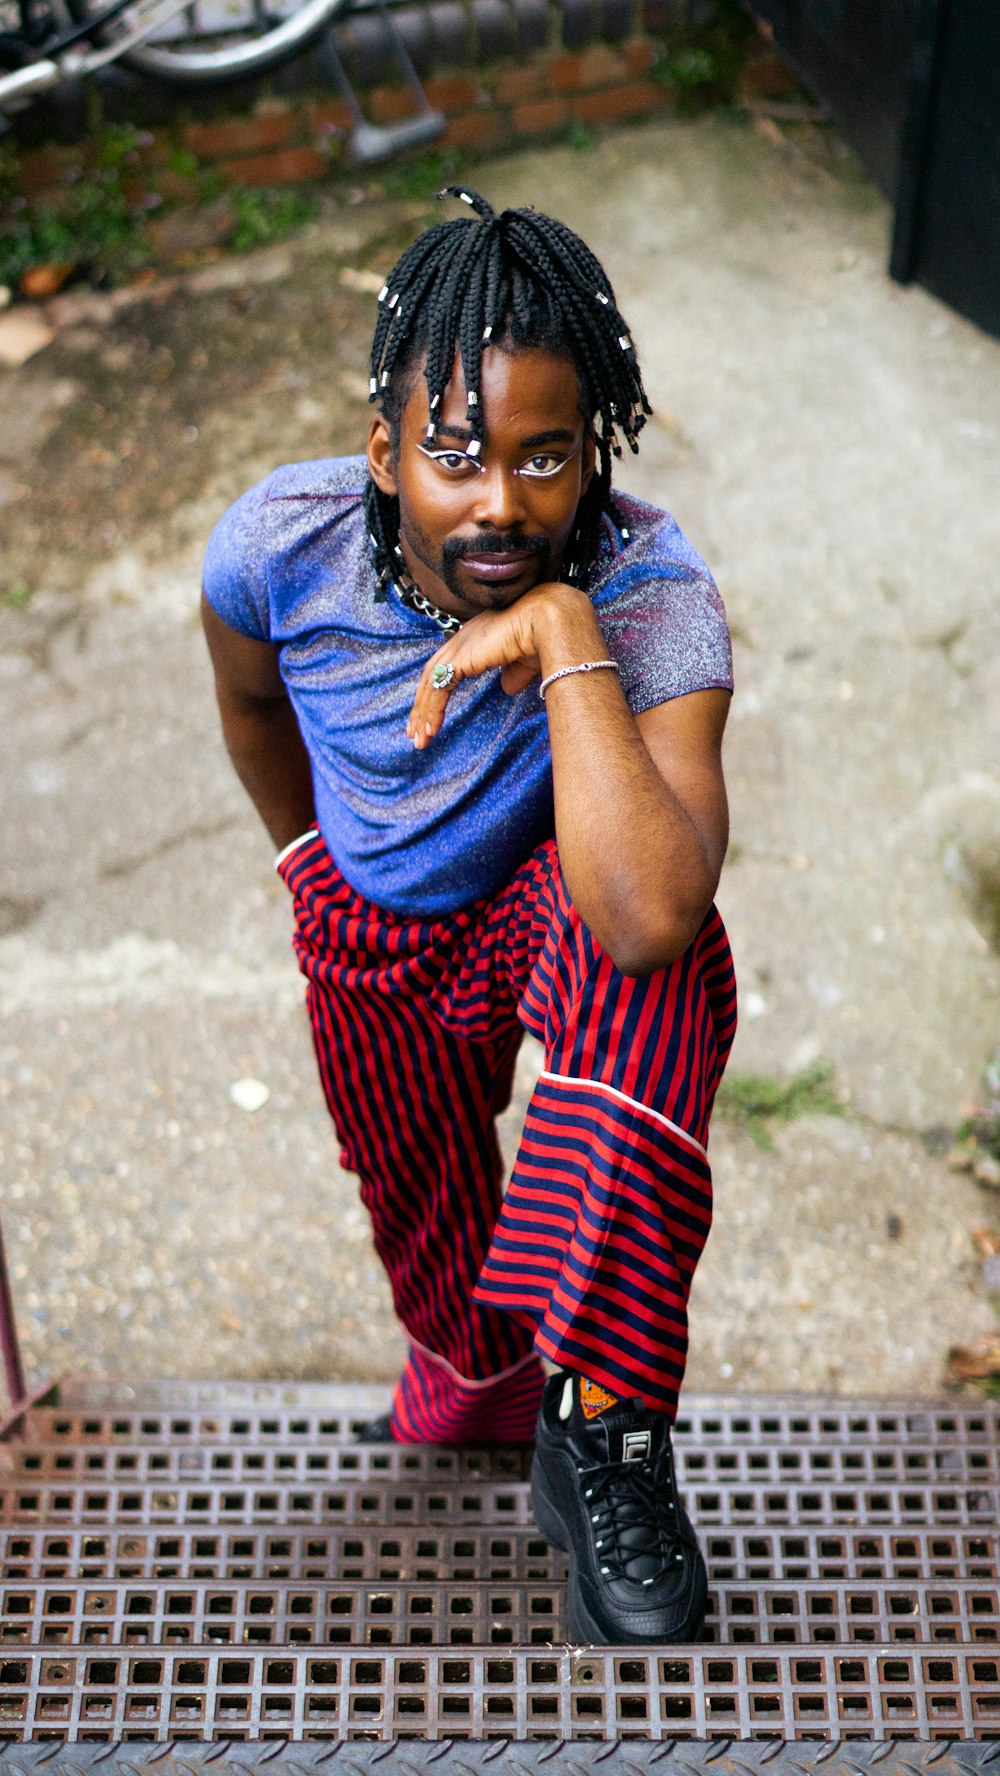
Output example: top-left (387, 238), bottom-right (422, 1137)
top-left (65, 0), bottom-right (346, 83)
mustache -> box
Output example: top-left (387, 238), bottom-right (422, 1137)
top-left (443, 532), bottom-right (549, 563)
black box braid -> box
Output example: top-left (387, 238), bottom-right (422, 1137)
top-left (365, 186), bottom-right (651, 603)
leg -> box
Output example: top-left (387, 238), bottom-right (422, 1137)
top-left (448, 839), bottom-right (734, 1643)
top-left (470, 838), bottom-right (737, 1420)
top-left (277, 832), bottom-right (545, 1443)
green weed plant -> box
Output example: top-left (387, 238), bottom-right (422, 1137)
top-left (715, 1061), bottom-right (845, 1148)
top-left (0, 123), bottom-right (150, 288)
top-left (1, 581), bottom-right (34, 609)
top-left (379, 148), bottom-right (465, 203)
top-left (230, 186), bottom-right (318, 253)
top-left (651, 0), bottom-right (755, 114)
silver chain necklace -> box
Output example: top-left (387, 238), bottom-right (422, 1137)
top-left (397, 582), bottom-right (464, 635)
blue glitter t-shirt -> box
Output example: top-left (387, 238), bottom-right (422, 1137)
top-left (202, 456), bottom-right (732, 917)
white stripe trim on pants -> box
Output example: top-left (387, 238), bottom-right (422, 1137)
top-left (538, 1070), bottom-right (709, 1160)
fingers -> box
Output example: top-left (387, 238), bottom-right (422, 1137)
top-left (407, 644), bottom-right (461, 749)
top-left (405, 605), bottom-right (543, 748)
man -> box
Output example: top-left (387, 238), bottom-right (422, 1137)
top-left (202, 188), bottom-right (736, 1646)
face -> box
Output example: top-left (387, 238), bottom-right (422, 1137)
top-left (367, 344), bottom-right (596, 619)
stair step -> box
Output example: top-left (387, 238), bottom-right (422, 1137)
top-left (3, 1524), bottom-right (997, 1583)
top-left (6, 1442), bottom-right (996, 1488)
top-left (44, 1385), bottom-right (1000, 1446)
top-left (1, 1575), bottom-right (998, 1649)
top-left (2, 1748), bottom-right (1000, 1776)
top-left (1, 1641), bottom-right (999, 1739)
top-left (52, 1381), bottom-right (396, 1414)
top-left (4, 1477), bottom-right (996, 1530)
top-left (1, 1385), bottom-right (997, 1744)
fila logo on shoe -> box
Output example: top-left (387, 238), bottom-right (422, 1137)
top-left (622, 1429), bottom-right (651, 1462)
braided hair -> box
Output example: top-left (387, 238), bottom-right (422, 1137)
top-left (365, 186), bottom-right (651, 599)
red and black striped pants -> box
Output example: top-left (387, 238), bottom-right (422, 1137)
top-left (277, 830), bottom-right (737, 1443)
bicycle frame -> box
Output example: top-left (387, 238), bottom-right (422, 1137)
top-left (0, 0), bottom-right (194, 108)
top-left (16, 0), bottom-right (145, 59)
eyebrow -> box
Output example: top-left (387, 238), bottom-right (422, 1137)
top-left (430, 424), bottom-right (579, 448)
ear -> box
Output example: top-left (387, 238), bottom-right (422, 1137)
top-left (367, 413), bottom-right (397, 496)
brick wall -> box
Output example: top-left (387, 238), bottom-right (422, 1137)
top-left (10, 0), bottom-right (704, 217)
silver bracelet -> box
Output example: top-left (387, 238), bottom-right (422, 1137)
top-left (538, 659), bottom-right (620, 701)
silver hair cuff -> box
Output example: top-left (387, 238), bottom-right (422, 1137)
top-left (538, 659), bottom-right (620, 700)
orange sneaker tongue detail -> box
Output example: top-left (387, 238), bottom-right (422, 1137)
top-left (580, 1378), bottom-right (620, 1419)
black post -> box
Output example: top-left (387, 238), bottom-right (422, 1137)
top-left (0, 1217), bottom-right (27, 1410)
top-left (889, 0), bottom-right (949, 285)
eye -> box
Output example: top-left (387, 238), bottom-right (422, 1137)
top-left (519, 454), bottom-right (571, 479)
top-left (418, 444), bottom-right (481, 474)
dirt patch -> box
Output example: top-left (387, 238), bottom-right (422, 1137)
top-left (0, 200), bottom-right (429, 599)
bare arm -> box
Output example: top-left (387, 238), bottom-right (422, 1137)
top-left (407, 583), bottom-right (729, 976)
top-left (201, 593), bottom-right (316, 852)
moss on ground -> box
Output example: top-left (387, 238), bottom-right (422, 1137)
top-left (715, 1061), bottom-right (846, 1149)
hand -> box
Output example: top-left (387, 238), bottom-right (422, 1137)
top-left (407, 581), bottom-right (595, 749)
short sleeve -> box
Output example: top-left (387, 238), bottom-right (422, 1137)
top-left (589, 500), bottom-right (733, 716)
top-left (598, 567), bottom-right (733, 716)
top-left (202, 475), bottom-right (273, 641)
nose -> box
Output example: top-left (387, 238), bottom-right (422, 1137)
top-left (470, 460), bottom-right (529, 532)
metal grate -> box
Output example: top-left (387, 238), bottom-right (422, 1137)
top-left (32, 1391), bottom-right (1000, 1445)
top-left (0, 1527), bottom-right (564, 1584)
top-left (2, 1644), bottom-right (1000, 1739)
top-left (2, 1524), bottom-right (998, 1585)
top-left (2, 1387), bottom-right (998, 1744)
top-left (3, 1478), bottom-right (995, 1531)
top-left (5, 1442), bottom-right (995, 1487)
top-left (0, 1577), bottom-right (998, 1650)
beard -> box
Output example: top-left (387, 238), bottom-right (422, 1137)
top-left (399, 501), bottom-right (558, 608)
top-left (439, 529), bottom-right (552, 598)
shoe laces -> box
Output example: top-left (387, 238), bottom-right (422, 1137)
top-left (578, 1448), bottom-right (692, 1586)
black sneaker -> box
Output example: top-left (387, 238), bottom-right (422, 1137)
top-left (530, 1370), bottom-right (706, 1644)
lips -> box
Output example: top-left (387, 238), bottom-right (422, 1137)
top-left (461, 552), bottom-right (536, 582)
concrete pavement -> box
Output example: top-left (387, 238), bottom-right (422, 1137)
top-left (1, 113), bottom-right (998, 1396)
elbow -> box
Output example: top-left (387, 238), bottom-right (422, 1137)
top-left (601, 900), bottom-right (712, 979)
top-left (605, 932), bottom-right (693, 979)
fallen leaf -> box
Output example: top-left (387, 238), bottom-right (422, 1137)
top-left (20, 263), bottom-right (75, 299)
top-left (219, 1311), bottom-right (245, 1333)
top-left (947, 1338), bottom-right (1000, 1381)
top-left (972, 1228), bottom-right (1000, 1258)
